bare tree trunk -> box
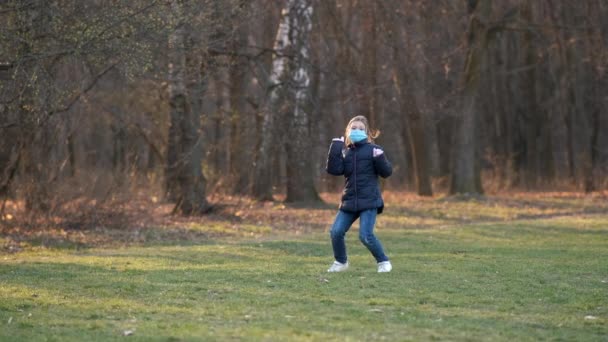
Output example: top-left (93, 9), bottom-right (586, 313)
top-left (384, 2), bottom-right (433, 196)
top-left (165, 1), bottom-right (210, 214)
top-left (7, 3), bottom-right (54, 212)
top-left (253, 0), bottom-right (319, 202)
top-left (392, 69), bottom-right (433, 196)
top-left (546, 1), bottom-right (595, 192)
top-left (252, 0), bottom-right (293, 201)
top-left (450, 0), bottom-right (489, 195)
top-left (520, 2), bottom-right (537, 188)
top-left (165, 12), bottom-right (186, 202)
top-left (570, 46), bottom-right (595, 192)
top-left (545, 2), bottom-right (571, 183)
top-left (212, 73), bottom-right (227, 183)
top-left (357, 1), bottom-right (378, 127)
top-left (285, 0), bottom-right (319, 202)
top-left (228, 22), bottom-right (250, 195)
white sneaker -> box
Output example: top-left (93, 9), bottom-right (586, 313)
top-left (377, 261), bottom-right (392, 273)
top-left (327, 261), bottom-right (349, 272)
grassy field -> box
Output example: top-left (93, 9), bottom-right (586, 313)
top-left (1, 193), bottom-right (607, 341)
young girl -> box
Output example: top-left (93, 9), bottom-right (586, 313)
top-left (326, 115), bottom-right (393, 273)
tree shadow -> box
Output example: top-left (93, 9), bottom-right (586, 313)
top-left (240, 240), bottom-right (329, 257)
top-left (282, 200), bottom-right (336, 210)
top-left (382, 194), bottom-right (608, 228)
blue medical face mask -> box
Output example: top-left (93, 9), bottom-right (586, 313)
top-left (349, 129), bottom-right (367, 143)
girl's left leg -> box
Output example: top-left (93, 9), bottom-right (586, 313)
top-left (358, 208), bottom-right (389, 263)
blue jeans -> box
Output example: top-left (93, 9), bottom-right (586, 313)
top-left (330, 209), bottom-right (389, 264)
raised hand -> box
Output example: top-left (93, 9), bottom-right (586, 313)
top-left (373, 148), bottom-right (384, 157)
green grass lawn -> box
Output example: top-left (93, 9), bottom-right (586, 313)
top-left (1, 194), bottom-right (607, 341)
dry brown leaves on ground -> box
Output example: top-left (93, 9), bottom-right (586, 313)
top-left (1, 190), bottom-right (606, 253)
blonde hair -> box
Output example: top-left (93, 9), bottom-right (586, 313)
top-left (344, 115), bottom-right (380, 146)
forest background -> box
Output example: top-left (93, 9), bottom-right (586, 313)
top-left (1, 0), bottom-right (607, 220)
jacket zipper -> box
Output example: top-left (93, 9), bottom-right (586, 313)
top-left (354, 146), bottom-right (358, 211)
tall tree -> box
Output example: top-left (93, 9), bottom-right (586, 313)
top-left (357, 1), bottom-right (379, 126)
top-left (284, 0), bottom-right (319, 202)
top-left (227, 15), bottom-right (251, 195)
top-left (252, 0), bottom-right (319, 202)
top-left (165, 0), bottom-right (211, 214)
top-left (251, 0), bottom-right (291, 201)
top-left (449, 0), bottom-right (489, 195)
top-left (520, 2), bottom-right (541, 188)
top-left (380, 1), bottom-right (433, 196)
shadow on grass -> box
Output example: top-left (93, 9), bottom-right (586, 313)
top-left (382, 207), bottom-right (467, 224)
top-left (382, 196), bottom-right (608, 228)
top-left (280, 199), bottom-right (336, 210)
top-left (242, 240), bottom-right (329, 257)
top-left (0, 224), bottom-right (215, 253)
top-left (472, 221), bottom-right (608, 237)
top-left (3, 194), bottom-right (607, 254)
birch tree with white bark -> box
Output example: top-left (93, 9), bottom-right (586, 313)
top-left (252, 0), bottom-right (318, 202)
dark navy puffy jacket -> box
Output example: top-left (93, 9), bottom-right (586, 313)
top-left (326, 140), bottom-right (392, 214)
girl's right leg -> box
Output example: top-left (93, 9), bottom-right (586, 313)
top-left (358, 208), bottom-right (389, 263)
top-left (329, 210), bottom-right (358, 264)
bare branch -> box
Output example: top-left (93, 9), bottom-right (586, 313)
top-left (47, 62), bottom-right (119, 118)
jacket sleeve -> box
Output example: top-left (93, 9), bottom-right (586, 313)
top-left (373, 149), bottom-right (392, 178)
top-left (326, 140), bottom-right (345, 176)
